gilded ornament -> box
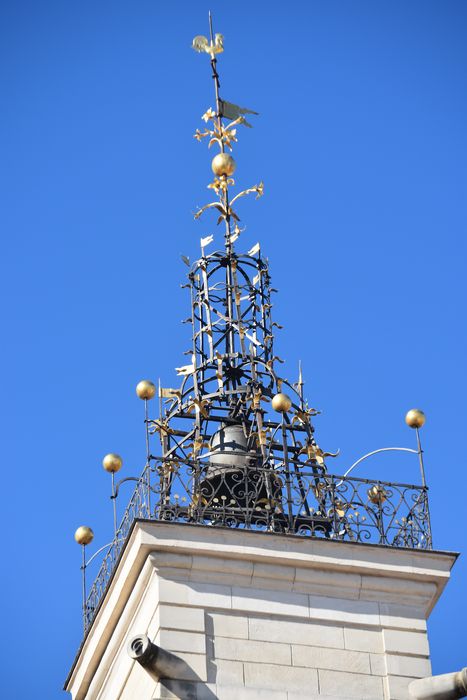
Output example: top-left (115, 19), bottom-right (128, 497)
top-left (102, 453), bottom-right (123, 473)
top-left (192, 33), bottom-right (224, 58)
top-left (334, 500), bottom-right (347, 518)
top-left (271, 392), bottom-right (292, 412)
top-left (74, 526), bottom-right (94, 545)
top-left (187, 398), bottom-right (210, 418)
top-left (136, 379), bottom-right (156, 400)
top-left (202, 107), bottom-right (216, 122)
top-left (405, 408), bottom-right (426, 429)
top-left (211, 153), bottom-right (236, 177)
top-left (367, 485), bottom-right (387, 505)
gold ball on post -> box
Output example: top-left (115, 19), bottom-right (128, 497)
top-left (211, 153), bottom-right (236, 177)
top-left (405, 408), bottom-right (426, 429)
top-left (136, 380), bottom-right (156, 400)
top-left (74, 526), bottom-right (94, 545)
top-left (102, 453), bottom-right (123, 473)
top-left (271, 392), bottom-right (292, 413)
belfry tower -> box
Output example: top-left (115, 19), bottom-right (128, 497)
top-left (65, 18), bottom-right (457, 700)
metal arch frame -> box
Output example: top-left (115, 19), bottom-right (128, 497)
top-left (337, 447), bottom-right (418, 486)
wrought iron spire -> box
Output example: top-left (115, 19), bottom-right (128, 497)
top-left (75, 20), bottom-right (432, 635)
top-left (141, 15), bottom-right (338, 530)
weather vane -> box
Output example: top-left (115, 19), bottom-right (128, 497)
top-left (191, 13), bottom-right (261, 255)
top-left (73, 14), bottom-right (432, 637)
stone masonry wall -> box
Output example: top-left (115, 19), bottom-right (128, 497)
top-left (145, 587), bottom-right (431, 700)
top-left (66, 523), bottom-right (456, 700)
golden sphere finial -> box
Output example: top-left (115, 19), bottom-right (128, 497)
top-left (102, 453), bottom-right (123, 473)
top-left (405, 408), bottom-right (426, 429)
top-left (74, 526), bottom-right (94, 545)
top-left (271, 392), bottom-right (292, 413)
top-left (136, 379), bottom-right (156, 401)
top-left (212, 153), bottom-right (236, 177)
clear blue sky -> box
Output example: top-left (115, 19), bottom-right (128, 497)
top-left (1, 1), bottom-right (466, 697)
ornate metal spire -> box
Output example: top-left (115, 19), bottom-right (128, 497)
top-left (143, 15), bottom-right (337, 532)
top-left (75, 18), bottom-right (432, 635)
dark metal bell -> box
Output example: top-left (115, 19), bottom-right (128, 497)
top-left (198, 424), bottom-right (281, 513)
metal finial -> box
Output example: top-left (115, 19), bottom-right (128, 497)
top-left (297, 360), bottom-right (304, 407)
top-left (208, 10), bottom-right (214, 45)
top-left (74, 526), bottom-right (93, 633)
top-left (136, 379), bottom-right (156, 400)
top-left (405, 409), bottom-right (427, 487)
top-left (405, 408), bottom-right (426, 429)
top-left (102, 453), bottom-right (123, 473)
top-left (74, 526), bottom-right (94, 545)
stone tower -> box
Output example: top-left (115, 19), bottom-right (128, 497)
top-left (65, 18), bottom-right (457, 700)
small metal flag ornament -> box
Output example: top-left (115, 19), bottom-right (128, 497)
top-left (74, 14), bottom-right (432, 637)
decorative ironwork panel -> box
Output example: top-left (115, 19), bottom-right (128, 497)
top-left (84, 464), bottom-right (431, 631)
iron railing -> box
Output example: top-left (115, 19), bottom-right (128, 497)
top-left (83, 461), bottom-right (431, 631)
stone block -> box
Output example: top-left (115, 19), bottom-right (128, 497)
top-left (379, 603), bottom-right (427, 632)
top-left (161, 629), bottom-right (206, 655)
top-left (308, 595), bottom-right (380, 626)
top-left (217, 686), bottom-right (288, 700)
top-left (288, 695), bottom-right (354, 700)
top-left (293, 568), bottom-right (361, 600)
top-left (158, 578), bottom-right (232, 610)
top-left (194, 555), bottom-right (254, 577)
top-left (386, 654), bottom-right (432, 678)
top-left (153, 552), bottom-right (193, 570)
top-left (250, 576), bottom-right (295, 592)
top-left (384, 674), bottom-right (416, 700)
top-left (207, 659), bottom-right (244, 686)
top-left (154, 680), bottom-right (220, 699)
top-left (213, 636), bottom-right (291, 665)
top-left (318, 669), bottom-right (384, 699)
top-left (232, 586), bottom-right (309, 618)
top-left (360, 575), bottom-right (436, 607)
top-left (344, 626), bottom-right (384, 652)
top-left (169, 651), bottom-right (207, 682)
top-left (252, 561), bottom-right (294, 582)
top-left (207, 611), bottom-right (249, 639)
top-left (190, 555), bottom-right (253, 586)
top-left (153, 679), bottom-right (198, 699)
top-left (190, 569), bottom-right (253, 588)
top-left (158, 604), bottom-right (205, 633)
top-left (248, 616), bottom-right (344, 649)
top-left (383, 629), bottom-right (430, 656)
top-left (292, 645), bottom-right (371, 674)
top-left (369, 653), bottom-right (387, 676)
top-left (244, 663), bottom-right (319, 693)
top-left (158, 567), bottom-right (195, 582)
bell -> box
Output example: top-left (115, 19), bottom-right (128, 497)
top-left (198, 424), bottom-right (280, 514)
top-left (209, 424), bottom-right (250, 468)
top-left (200, 424), bottom-right (251, 506)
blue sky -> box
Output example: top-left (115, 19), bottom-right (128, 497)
top-left (1, 1), bottom-right (466, 697)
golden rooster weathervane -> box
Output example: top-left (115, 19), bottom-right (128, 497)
top-left (192, 27), bottom-right (224, 59)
